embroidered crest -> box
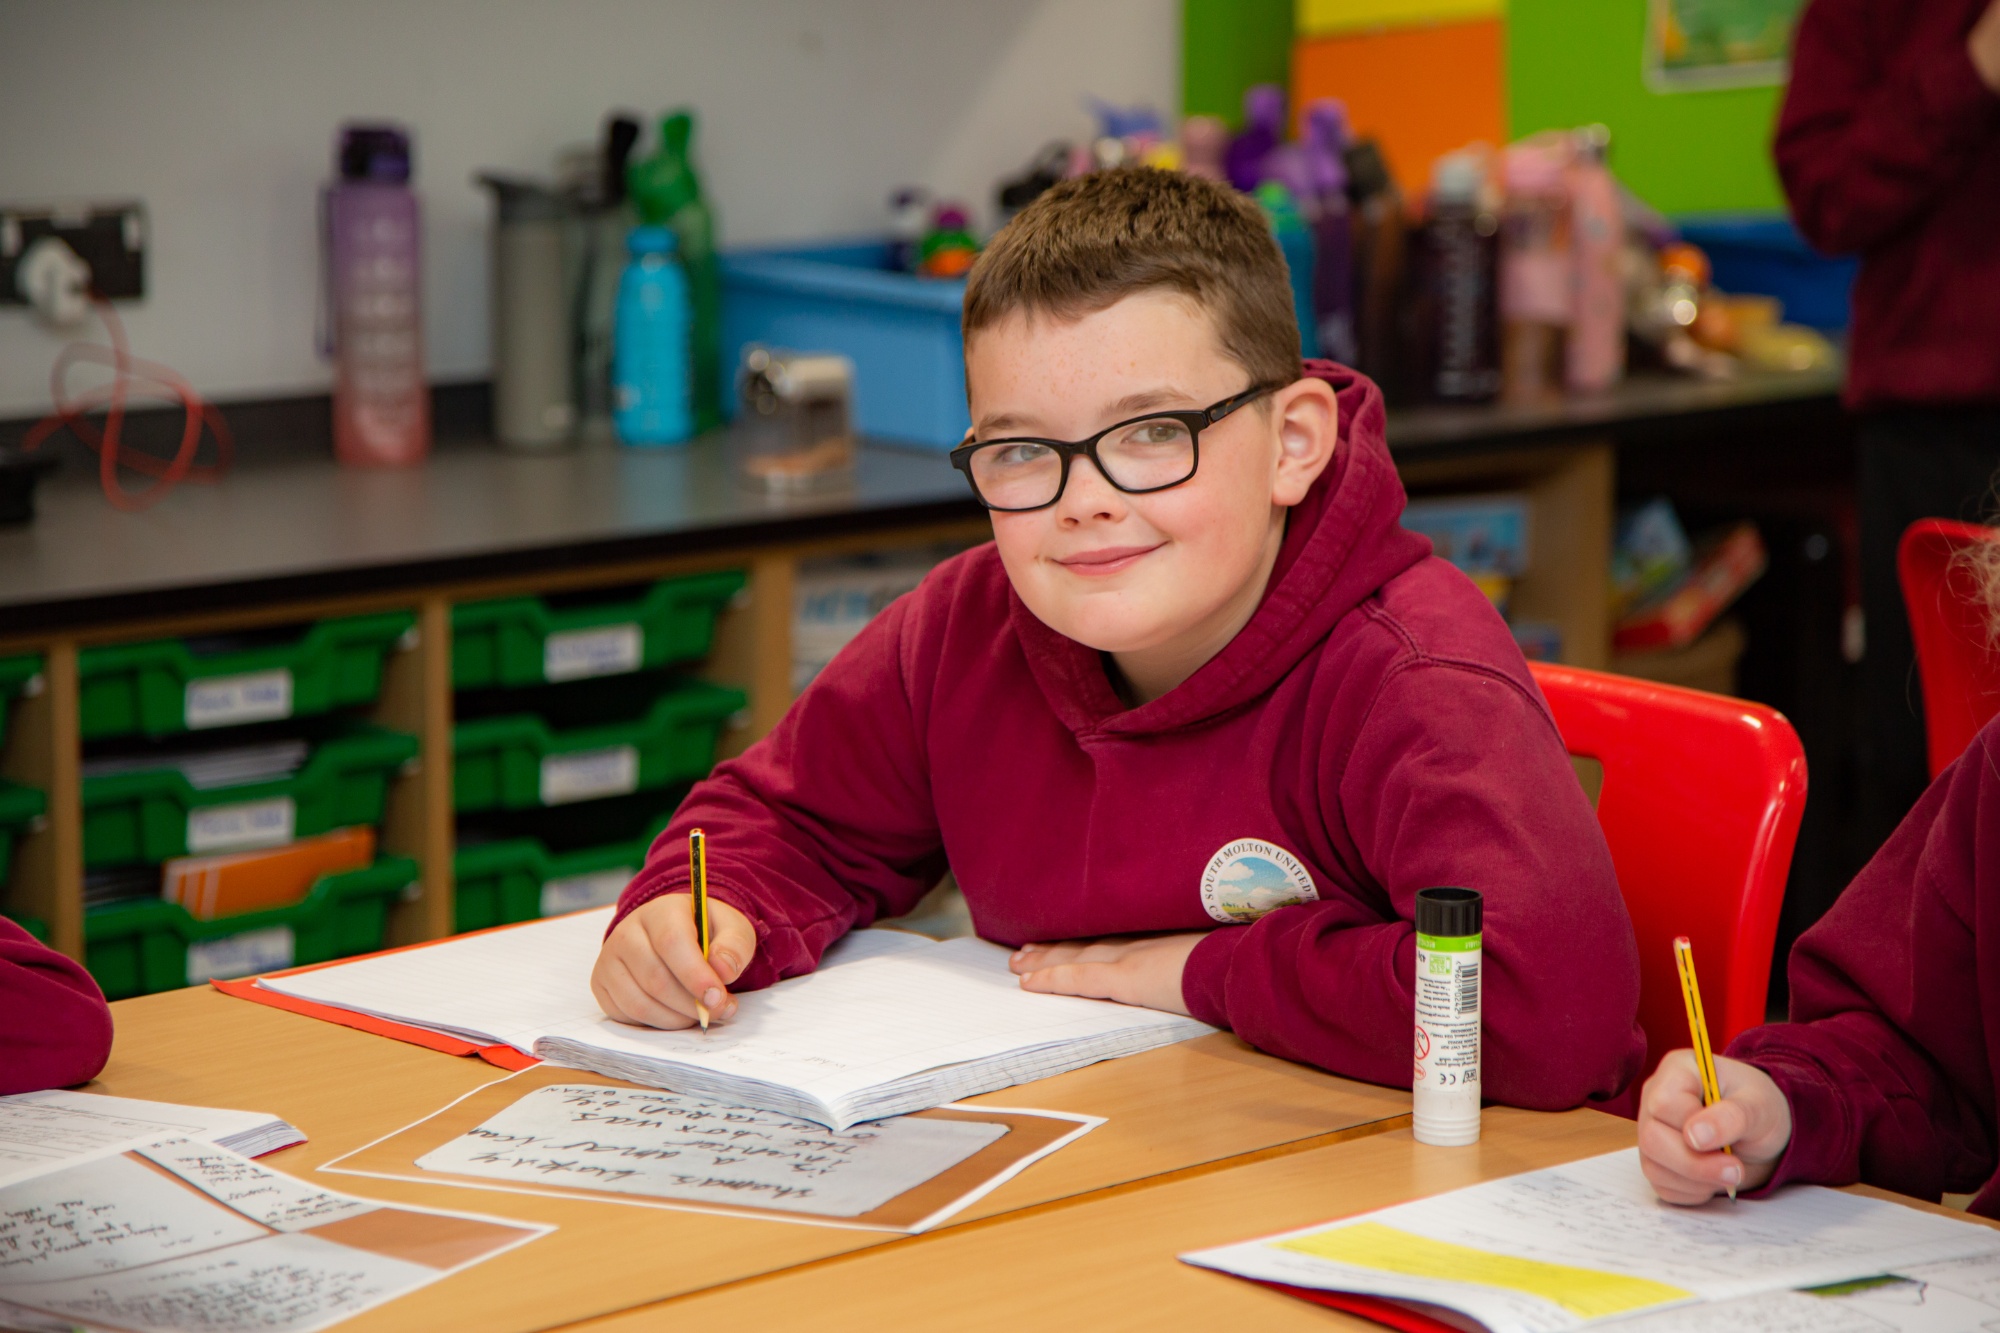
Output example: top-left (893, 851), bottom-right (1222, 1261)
top-left (1199, 838), bottom-right (1319, 924)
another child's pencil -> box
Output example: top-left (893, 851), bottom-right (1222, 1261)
top-left (1673, 935), bottom-right (1732, 1200)
top-left (690, 828), bottom-right (711, 1032)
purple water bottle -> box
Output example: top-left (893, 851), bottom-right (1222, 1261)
top-left (1304, 101), bottom-right (1358, 366)
top-left (324, 124), bottom-right (429, 467)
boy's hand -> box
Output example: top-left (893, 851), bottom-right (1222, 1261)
top-left (1008, 933), bottom-right (1203, 1015)
top-left (1971, 0), bottom-right (2000, 94)
top-left (591, 893), bottom-right (757, 1030)
top-left (1637, 1050), bottom-right (1793, 1204)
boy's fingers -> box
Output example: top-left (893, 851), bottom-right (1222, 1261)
top-left (706, 908), bottom-right (757, 985)
top-left (653, 920), bottom-right (738, 1022)
top-left (1683, 1099), bottom-right (1751, 1153)
top-left (1017, 960), bottom-right (1121, 1002)
top-left (597, 958), bottom-right (697, 1030)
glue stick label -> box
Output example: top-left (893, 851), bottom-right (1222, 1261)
top-left (1414, 930), bottom-right (1481, 1145)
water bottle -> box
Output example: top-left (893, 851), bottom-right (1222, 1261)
top-left (612, 225), bottom-right (692, 446)
top-left (325, 124), bottom-right (429, 468)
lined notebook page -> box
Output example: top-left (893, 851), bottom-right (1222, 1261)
top-left (534, 937), bottom-right (1212, 1116)
top-left (256, 910), bottom-right (935, 1053)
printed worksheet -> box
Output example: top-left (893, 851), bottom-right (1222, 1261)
top-left (0, 1137), bottom-right (548, 1333)
top-left (0, 1090), bottom-right (301, 1188)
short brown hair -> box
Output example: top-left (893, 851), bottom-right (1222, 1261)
top-left (962, 166), bottom-right (1301, 388)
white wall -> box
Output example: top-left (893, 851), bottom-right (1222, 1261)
top-left (0, 0), bottom-right (1178, 416)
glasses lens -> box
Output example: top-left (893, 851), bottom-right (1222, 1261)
top-left (1098, 416), bottom-right (1197, 491)
top-left (969, 441), bottom-right (1064, 510)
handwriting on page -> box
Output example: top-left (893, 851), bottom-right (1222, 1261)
top-left (0, 1153), bottom-right (268, 1284)
top-left (416, 1083), bottom-right (1005, 1217)
top-left (136, 1141), bottom-right (373, 1231)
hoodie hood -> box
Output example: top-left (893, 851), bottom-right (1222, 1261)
top-left (1008, 361), bottom-right (1430, 736)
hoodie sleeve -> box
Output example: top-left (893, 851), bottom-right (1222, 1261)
top-left (0, 918), bottom-right (114, 1094)
top-left (1776, 0), bottom-right (2000, 256)
top-left (1181, 660), bottom-right (1644, 1109)
top-left (1726, 730), bottom-right (2000, 1202)
top-left (610, 593), bottom-right (946, 990)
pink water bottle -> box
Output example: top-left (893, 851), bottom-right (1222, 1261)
top-left (325, 125), bottom-right (429, 467)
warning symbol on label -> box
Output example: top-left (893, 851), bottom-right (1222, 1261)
top-left (1414, 1026), bottom-right (1431, 1060)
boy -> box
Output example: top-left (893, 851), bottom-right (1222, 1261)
top-left (1, 917), bottom-right (112, 1093)
top-left (594, 167), bottom-right (1644, 1108)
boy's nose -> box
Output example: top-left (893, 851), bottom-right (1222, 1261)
top-left (1056, 454), bottom-right (1125, 519)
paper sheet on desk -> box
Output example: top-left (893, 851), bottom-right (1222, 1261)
top-left (1184, 1149), bottom-right (2000, 1333)
top-left (0, 1089), bottom-right (304, 1188)
top-left (0, 1137), bottom-right (546, 1333)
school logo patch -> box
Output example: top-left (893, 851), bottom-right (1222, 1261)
top-left (1199, 838), bottom-right (1319, 924)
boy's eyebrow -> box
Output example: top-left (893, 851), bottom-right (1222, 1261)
top-left (974, 386), bottom-right (1198, 438)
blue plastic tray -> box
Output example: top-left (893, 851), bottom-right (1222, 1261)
top-left (1675, 214), bottom-right (1858, 332)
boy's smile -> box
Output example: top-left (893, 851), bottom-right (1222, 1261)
top-left (965, 289), bottom-right (1339, 705)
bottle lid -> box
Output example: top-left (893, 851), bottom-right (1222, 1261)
top-left (627, 225), bottom-right (678, 256)
top-left (1430, 151), bottom-right (1484, 205)
top-left (1416, 886), bottom-right (1482, 938)
top-left (338, 125), bottom-right (412, 183)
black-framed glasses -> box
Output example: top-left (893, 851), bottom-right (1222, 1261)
top-left (950, 382), bottom-right (1285, 513)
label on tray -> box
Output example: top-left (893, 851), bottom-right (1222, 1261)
top-left (184, 668), bottom-right (294, 729)
top-left (544, 624), bottom-right (644, 682)
top-left (539, 868), bottom-right (636, 917)
top-left (185, 925), bottom-right (296, 985)
top-left (539, 745), bottom-right (639, 806)
top-left (186, 797), bottom-right (296, 853)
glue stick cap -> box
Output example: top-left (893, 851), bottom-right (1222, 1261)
top-left (1416, 886), bottom-right (1482, 938)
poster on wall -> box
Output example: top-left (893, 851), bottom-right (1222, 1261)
top-left (1645, 0), bottom-right (1805, 91)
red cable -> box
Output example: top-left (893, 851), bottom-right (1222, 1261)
top-left (21, 298), bottom-right (232, 512)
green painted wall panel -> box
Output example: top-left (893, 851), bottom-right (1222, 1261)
top-left (1508, 0), bottom-right (1789, 215)
top-left (1183, 0), bottom-right (1296, 125)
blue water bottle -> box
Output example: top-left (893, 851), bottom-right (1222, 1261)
top-left (613, 225), bottom-right (692, 445)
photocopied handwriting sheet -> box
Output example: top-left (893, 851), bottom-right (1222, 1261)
top-left (322, 1069), bottom-right (1104, 1232)
top-left (0, 1090), bottom-right (299, 1188)
top-left (533, 936), bottom-right (1212, 1128)
top-left (0, 1137), bottom-right (548, 1333)
top-left (1615, 1252), bottom-right (2000, 1332)
top-left (1182, 1149), bottom-right (2000, 1333)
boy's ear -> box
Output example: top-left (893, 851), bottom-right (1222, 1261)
top-left (1270, 378), bottom-right (1340, 508)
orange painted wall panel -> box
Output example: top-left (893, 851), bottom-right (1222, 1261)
top-left (1291, 19), bottom-right (1507, 199)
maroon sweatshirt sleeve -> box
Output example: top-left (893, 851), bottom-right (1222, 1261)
top-left (611, 596), bottom-right (946, 989)
top-left (1776, 0), bottom-right (2000, 255)
top-left (1180, 659), bottom-right (1644, 1110)
top-left (0, 918), bottom-right (113, 1094)
top-left (1728, 730), bottom-right (2000, 1202)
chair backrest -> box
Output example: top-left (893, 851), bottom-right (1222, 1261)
top-left (1898, 518), bottom-right (2000, 778)
top-left (1529, 663), bottom-right (1807, 1081)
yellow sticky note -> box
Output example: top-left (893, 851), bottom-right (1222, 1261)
top-left (1274, 1222), bottom-right (1692, 1320)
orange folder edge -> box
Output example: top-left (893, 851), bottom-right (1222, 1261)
top-left (208, 916), bottom-right (550, 1072)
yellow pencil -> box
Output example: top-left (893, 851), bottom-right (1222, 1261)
top-left (1673, 935), bottom-right (1733, 1201)
top-left (690, 828), bottom-right (711, 1032)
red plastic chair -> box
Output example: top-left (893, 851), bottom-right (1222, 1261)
top-left (1899, 519), bottom-right (2000, 778)
top-left (1530, 663), bottom-right (1807, 1085)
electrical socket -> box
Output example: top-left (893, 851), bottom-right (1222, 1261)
top-left (0, 201), bottom-right (146, 304)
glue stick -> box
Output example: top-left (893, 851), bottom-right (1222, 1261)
top-left (1414, 886), bottom-right (1483, 1146)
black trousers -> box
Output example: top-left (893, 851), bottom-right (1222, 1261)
top-left (1856, 406), bottom-right (2000, 854)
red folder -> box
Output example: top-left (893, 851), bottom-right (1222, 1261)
top-left (209, 919), bottom-right (545, 1072)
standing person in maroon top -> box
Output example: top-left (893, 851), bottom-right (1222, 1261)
top-left (1777, 0), bottom-right (2000, 848)
top-left (1, 917), bottom-right (113, 1094)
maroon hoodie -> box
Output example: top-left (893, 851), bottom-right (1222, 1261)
top-left (1, 917), bottom-right (113, 1094)
top-left (1732, 712), bottom-right (2000, 1216)
top-left (616, 364), bottom-right (1645, 1109)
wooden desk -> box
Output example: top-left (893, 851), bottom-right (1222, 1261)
top-left (99, 986), bottom-right (1411, 1332)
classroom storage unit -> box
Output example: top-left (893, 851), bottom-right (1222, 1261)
top-left (0, 655), bottom-right (41, 746)
top-left (451, 682), bottom-right (745, 813)
top-left (77, 612), bottom-right (416, 740)
top-left (452, 570), bottom-right (747, 690)
top-left (83, 856), bottom-right (419, 999)
top-left (80, 726), bottom-right (419, 867)
top-left (0, 780), bottom-right (46, 887)
top-left (452, 821), bottom-right (665, 933)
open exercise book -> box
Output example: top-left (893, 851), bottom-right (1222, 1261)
top-left (253, 908), bottom-right (1211, 1131)
top-left (1182, 1148), bottom-right (2000, 1333)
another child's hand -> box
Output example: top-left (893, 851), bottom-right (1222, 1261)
top-left (1008, 932), bottom-right (1203, 1015)
top-left (1637, 1050), bottom-right (1792, 1204)
top-left (591, 893), bottom-right (757, 1030)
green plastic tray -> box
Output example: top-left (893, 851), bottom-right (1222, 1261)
top-left (452, 680), bottom-right (744, 813)
top-left (4, 914), bottom-right (50, 943)
top-left (81, 726), bottom-right (418, 868)
top-left (452, 570), bottom-right (746, 690)
top-left (77, 611), bottom-right (417, 741)
top-left (0, 779), bottom-right (47, 888)
top-left (84, 855), bottom-right (419, 999)
top-left (0, 655), bottom-right (41, 748)
top-left (454, 817), bottom-right (669, 933)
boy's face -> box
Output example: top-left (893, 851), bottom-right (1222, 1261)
top-left (965, 291), bottom-right (1334, 690)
